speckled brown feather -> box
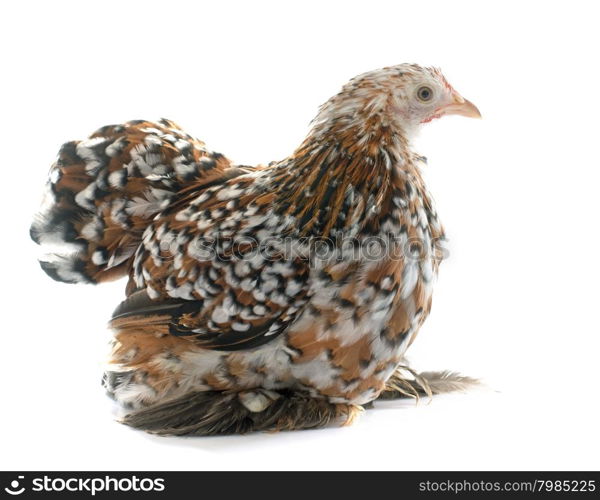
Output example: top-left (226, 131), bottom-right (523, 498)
top-left (31, 119), bottom-right (237, 284)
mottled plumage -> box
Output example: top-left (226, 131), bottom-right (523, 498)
top-left (31, 64), bottom-right (480, 435)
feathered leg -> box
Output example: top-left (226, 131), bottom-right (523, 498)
top-left (377, 364), bottom-right (479, 401)
top-left (121, 389), bottom-right (361, 436)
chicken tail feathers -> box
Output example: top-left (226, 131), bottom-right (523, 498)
top-left (30, 119), bottom-right (233, 284)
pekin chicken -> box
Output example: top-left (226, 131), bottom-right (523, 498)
top-left (31, 64), bottom-right (480, 435)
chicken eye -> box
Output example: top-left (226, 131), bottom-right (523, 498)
top-left (416, 86), bottom-right (434, 102)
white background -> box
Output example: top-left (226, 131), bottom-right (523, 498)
top-left (1, 0), bottom-right (599, 471)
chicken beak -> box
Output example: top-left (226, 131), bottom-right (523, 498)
top-left (442, 93), bottom-right (482, 119)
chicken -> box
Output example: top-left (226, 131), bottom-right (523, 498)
top-left (30, 64), bottom-right (480, 436)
